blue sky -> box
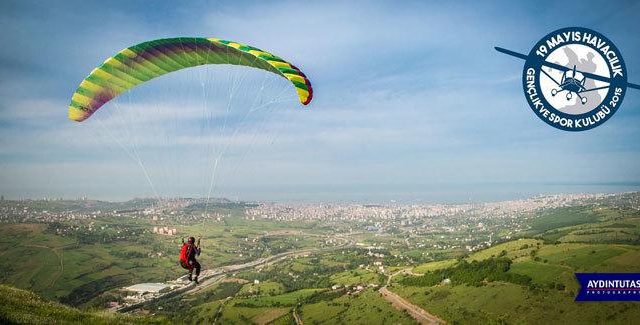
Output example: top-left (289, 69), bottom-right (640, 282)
top-left (1, 0), bottom-right (640, 202)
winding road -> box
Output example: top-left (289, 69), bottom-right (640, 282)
top-left (292, 305), bottom-right (303, 325)
top-left (379, 287), bottom-right (445, 325)
top-left (379, 269), bottom-right (446, 325)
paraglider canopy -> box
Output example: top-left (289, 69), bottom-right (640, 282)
top-left (68, 37), bottom-right (313, 122)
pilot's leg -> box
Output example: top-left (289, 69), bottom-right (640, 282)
top-left (194, 261), bottom-right (201, 277)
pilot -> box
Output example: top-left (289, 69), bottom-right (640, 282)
top-left (179, 236), bottom-right (201, 284)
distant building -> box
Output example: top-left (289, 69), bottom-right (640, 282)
top-left (152, 226), bottom-right (177, 236)
top-left (254, 279), bottom-right (260, 285)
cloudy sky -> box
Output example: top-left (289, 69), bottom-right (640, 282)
top-left (1, 0), bottom-right (640, 202)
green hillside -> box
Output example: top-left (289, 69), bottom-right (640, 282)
top-left (0, 285), bottom-right (166, 325)
top-left (394, 240), bottom-right (640, 324)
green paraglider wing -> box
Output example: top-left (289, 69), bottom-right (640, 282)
top-left (69, 37), bottom-right (313, 122)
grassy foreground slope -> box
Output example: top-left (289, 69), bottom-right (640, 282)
top-left (0, 285), bottom-right (166, 325)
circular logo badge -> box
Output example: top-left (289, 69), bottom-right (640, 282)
top-left (522, 27), bottom-right (627, 131)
